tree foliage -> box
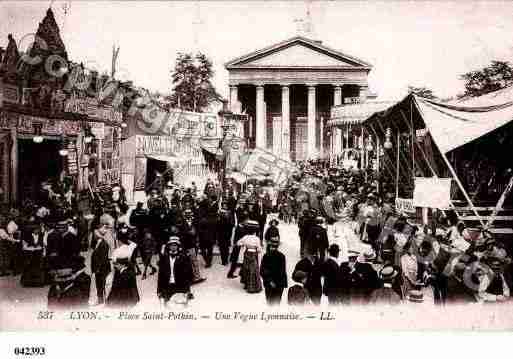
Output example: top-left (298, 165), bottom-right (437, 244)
top-left (459, 60), bottom-right (513, 98)
top-left (169, 52), bottom-right (220, 112)
top-left (408, 85), bottom-right (438, 100)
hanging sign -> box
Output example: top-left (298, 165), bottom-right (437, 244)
top-left (102, 168), bottom-right (120, 185)
top-left (65, 97), bottom-right (122, 123)
top-left (395, 198), bottom-right (415, 214)
top-left (2, 85), bottom-right (19, 103)
top-left (413, 177), bottom-right (452, 209)
top-left (90, 122), bottom-right (105, 139)
top-left (12, 114), bottom-right (80, 136)
top-left (66, 141), bottom-right (79, 175)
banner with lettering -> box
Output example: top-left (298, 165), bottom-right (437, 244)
top-left (395, 197), bottom-right (415, 214)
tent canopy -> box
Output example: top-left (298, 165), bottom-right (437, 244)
top-left (415, 95), bottom-right (513, 154)
top-left (365, 87), bottom-right (513, 155)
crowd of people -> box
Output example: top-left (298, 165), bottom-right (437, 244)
top-left (0, 159), bottom-right (512, 309)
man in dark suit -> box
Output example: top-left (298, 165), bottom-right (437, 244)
top-left (292, 254), bottom-right (323, 305)
top-left (255, 194), bottom-right (269, 245)
top-left (260, 237), bottom-right (288, 306)
top-left (297, 210), bottom-right (309, 258)
top-left (48, 256), bottom-right (91, 309)
top-left (322, 244), bottom-right (343, 305)
top-left (91, 227), bottom-right (111, 305)
top-left (129, 201), bottom-right (149, 245)
top-left (197, 195), bottom-right (218, 268)
top-left (147, 189), bottom-right (169, 248)
top-left (157, 237), bottom-right (193, 305)
top-left (217, 203), bottom-right (235, 266)
top-left (307, 216), bottom-right (329, 262)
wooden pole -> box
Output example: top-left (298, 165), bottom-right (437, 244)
top-left (10, 127), bottom-right (17, 206)
top-left (411, 100), bottom-right (415, 175)
top-left (486, 175), bottom-right (513, 229)
top-left (375, 115), bottom-right (414, 188)
top-left (361, 126), bottom-right (365, 170)
top-left (396, 131), bottom-right (400, 198)
top-left (367, 124), bottom-right (395, 182)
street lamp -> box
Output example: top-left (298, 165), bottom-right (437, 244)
top-left (33, 121), bottom-right (44, 144)
top-left (384, 127), bottom-right (393, 149)
top-left (365, 136), bottom-right (374, 152)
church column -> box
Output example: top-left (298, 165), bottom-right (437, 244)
top-left (281, 84), bottom-right (290, 159)
top-left (359, 85), bottom-right (369, 102)
top-left (230, 85), bottom-right (244, 138)
top-left (333, 85), bottom-right (343, 157)
top-left (307, 84), bottom-right (316, 159)
top-left (334, 85), bottom-right (342, 106)
top-left (320, 116), bottom-right (324, 158)
top-left (255, 84), bottom-right (266, 149)
top-left (335, 129), bottom-right (341, 164)
top-left (229, 85), bottom-right (238, 112)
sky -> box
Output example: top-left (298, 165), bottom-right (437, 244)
top-left (1, 1), bottom-right (513, 101)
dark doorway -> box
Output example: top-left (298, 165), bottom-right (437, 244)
top-left (146, 158), bottom-right (173, 191)
top-left (18, 138), bottom-right (63, 204)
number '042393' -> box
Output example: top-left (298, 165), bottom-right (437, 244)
top-left (14, 347), bottom-right (46, 356)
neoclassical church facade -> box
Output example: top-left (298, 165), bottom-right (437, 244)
top-left (225, 36), bottom-right (373, 162)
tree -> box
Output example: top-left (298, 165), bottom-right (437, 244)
top-left (169, 52), bottom-right (220, 112)
top-left (459, 60), bottom-right (513, 98)
top-left (408, 85), bottom-right (438, 100)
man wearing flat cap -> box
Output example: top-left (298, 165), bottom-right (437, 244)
top-left (157, 237), bottom-right (193, 305)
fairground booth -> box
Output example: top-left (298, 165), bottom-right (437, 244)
top-left (120, 103), bottom-right (247, 204)
top-left (362, 87), bottom-right (513, 245)
top-left (0, 9), bottom-right (123, 209)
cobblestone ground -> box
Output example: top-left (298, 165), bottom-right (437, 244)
top-left (0, 221), bottom-right (306, 308)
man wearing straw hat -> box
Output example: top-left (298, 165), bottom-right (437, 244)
top-left (157, 236), bottom-right (193, 305)
top-left (369, 265), bottom-right (402, 305)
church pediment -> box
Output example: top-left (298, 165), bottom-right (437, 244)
top-left (226, 36), bottom-right (371, 70)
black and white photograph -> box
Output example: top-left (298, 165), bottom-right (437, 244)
top-left (1, 0), bottom-right (513, 337)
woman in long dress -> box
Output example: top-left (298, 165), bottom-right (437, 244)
top-left (109, 223), bottom-right (142, 307)
top-left (20, 224), bottom-right (46, 287)
top-left (238, 221), bottom-right (263, 293)
top-left (106, 256), bottom-right (140, 308)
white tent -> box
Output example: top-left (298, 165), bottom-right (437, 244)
top-left (415, 93), bottom-right (513, 154)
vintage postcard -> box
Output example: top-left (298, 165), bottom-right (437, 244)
top-left (1, 1), bottom-right (513, 339)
